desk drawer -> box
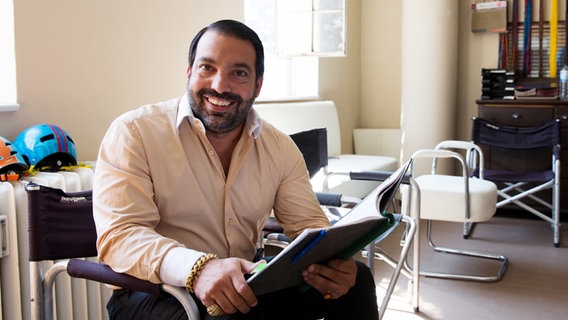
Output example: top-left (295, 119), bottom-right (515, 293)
top-left (555, 105), bottom-right (568, 121)
top-left (478, 105), bottom-right (554, 126)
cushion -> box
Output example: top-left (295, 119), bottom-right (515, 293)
top-left (408, 175), bottom-right (497, 223)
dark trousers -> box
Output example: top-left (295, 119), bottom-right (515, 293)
top-left (107, 260), bottom-right (378, 320)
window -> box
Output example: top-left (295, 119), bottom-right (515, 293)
top-left (0, 0), bottom-right (19, 111)
top-left (244, 0), bottom-right (345, 100)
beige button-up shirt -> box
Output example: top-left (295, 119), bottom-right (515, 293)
top-left (93, 94), bottom-right (330, 286)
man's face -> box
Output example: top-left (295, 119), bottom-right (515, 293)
top-left (187, 31), bottom-right (263, 134)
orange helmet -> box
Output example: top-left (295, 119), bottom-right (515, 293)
top-left (0, 136), bottom-right (29, 175)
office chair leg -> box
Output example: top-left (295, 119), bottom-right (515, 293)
top-left (463, 222), bottom-right (475, 239)
top-left (377, 215), bottom-right (417, 319)
top-left (497, 184), bottom-right (561, 247)
top-left (421, 220), bottom-right (508, 282)
top-left (553, 208), bottom-right (560, 247)
top-left (32, 260), bottom-right (69, 320)
top-left (361, 215), bottom-right (419, 317)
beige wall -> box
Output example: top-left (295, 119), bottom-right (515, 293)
top-left (359, 0), bottom-right (502, 143)
top-left (360, 0), bottom-right (402, 129)
top-left (3, 0), bottom-right (364, 160)
top-left (457, 0), bottom-right (501, 141)
top-left (4, 0), bottom-right (245, 161)
top-left (4, 0), bottom-right (552, 161)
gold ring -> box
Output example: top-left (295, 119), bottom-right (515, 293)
top-left (323, 290), bottom-right (333, 300)
top-left (206, 303), bottom-right (225, 316)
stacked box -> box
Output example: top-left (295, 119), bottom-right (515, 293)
top-left (481, 68), bottom-right (516, 100)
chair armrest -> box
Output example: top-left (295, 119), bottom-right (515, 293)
top-left (315, 192), bottom-right (343, 207)
top-left (67, 259), bottom-right (162, 296)
top-left (349, 171), bottom-right (411, 185)
top-left (67, 259), bottom-right (202, 319)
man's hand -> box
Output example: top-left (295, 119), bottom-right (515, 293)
top-left (301, 257), bottom-right (357, 299)
top-left (193, 257), bottom-right (263, 315)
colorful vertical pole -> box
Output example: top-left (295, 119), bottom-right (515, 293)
top-left (538, 0), bottom-right (544, 77)
top-left (523, 0), bottom-right (532, 77)
top-left (550, 0), bottom-right (558, 77)
top-left (512, 0), bottom-right (519, 71)
top-left (499, 33), bottom-right (507, 69)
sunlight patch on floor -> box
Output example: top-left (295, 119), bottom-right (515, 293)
top-left (376, 280), bottom-right (443, 320)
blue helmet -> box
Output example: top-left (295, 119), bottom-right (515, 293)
top-left (0, 136), bottom-right (29, 174)
top-left (13, 124), bottom-right (77, 167)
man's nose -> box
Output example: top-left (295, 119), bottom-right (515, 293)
top-left (210, 73), bottom-right (232, 93)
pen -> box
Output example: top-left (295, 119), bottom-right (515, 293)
top-left (291, 229), bottom-right (328, 264)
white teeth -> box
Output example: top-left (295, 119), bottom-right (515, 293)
top-left (207, 97), bottom-right (231, 106)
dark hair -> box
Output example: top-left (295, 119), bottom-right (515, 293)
top-left (188, 19), bottom-right (264, 80)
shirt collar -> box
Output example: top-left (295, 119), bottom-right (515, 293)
top-left (176, 93), bottom-right (262, 139)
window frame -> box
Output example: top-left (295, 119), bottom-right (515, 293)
top-left (0, 0), bottom-right (19, 112)
top-left (245, 0), bottom-right (346, 101)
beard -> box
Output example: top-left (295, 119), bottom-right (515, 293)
top-left (188, 87), bottom-right (256, 134)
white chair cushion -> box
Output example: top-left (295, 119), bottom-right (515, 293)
top-left (412, 175), bottom-right (497, 222)
top-left (328, 154), bottom-right (399, 173)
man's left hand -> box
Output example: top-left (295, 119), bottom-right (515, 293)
top-left (301, 257), bottom-right (357, 299)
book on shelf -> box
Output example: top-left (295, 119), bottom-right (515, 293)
top-left (247, 160), bottom-right (412, 296)
top-left (514, 80), bottom-right (559, 100)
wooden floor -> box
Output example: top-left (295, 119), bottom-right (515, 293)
top-left (370, 213), bottom-right (568, 320)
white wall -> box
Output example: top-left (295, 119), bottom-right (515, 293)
top-left (2, 0), bottom-right (364, 160)
top-left (3, 0), bottom-right (244, 161)
top-left (3, 0), bottom-right (554, 161)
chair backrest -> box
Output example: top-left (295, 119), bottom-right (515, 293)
top-left (255, 100), bottom-right (342, 156)
top-left (290, 128), bottom-right (328, 179)
top-left (27, 182), bottom-right (96, 261)
top-left (26, 182), bottom-right (201, 320)
top-left (471, 117), bottom-right (560, 174)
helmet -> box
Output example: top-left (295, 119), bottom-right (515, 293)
top-left (13, 124), bottom-right (77, 168)
top-left (0, 136), bottom-right (29, 174)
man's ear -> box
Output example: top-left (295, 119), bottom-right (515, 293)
top-left (186, 65), bottom-right (191, 78)
top-left (254, 76), bottom-right (264, 97)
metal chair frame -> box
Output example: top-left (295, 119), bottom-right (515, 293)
top-left (472, 117), bottom-right (562, 247)
top-left (26, 182), bottom-right (200, 320)
top-left (403, 141), bottom-right (509, 282)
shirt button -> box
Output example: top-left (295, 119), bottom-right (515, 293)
top-left (208, 149), bottom-right (215, 155)
top-left (228, 218), bottom-right (233, 225)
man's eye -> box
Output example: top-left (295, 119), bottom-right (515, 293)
top-left (234, 70), bottom-right (248, 78)
top-left (198, 64), bottom-right (214, 72)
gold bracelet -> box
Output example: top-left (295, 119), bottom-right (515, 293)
top-left (185, 253), bottom-right (218, 293)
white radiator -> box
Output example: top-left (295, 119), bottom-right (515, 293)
top-left (0, 162), bottom-right (112, 320)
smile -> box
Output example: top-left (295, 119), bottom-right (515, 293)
top-left (206, 96), bottom-right (232, 107)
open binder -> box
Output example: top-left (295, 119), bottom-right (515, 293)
top-left (248, 160), bottom-right (412, 296)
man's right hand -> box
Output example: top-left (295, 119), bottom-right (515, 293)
top-left (193, 257), bottom-right (263, 315)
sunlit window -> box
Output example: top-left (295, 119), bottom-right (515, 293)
top-left (0, 0), bottom-right (19, 111)
top-left (245, 0), bottom-right (345, 101)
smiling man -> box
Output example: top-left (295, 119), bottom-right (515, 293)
top-left (93, 19), bottom-right (378, 320)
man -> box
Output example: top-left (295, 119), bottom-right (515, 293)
top-left (93, 19), bottom-right (378, 319)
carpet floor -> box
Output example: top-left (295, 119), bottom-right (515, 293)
top-left (371, 214), bottom-right (568, 320)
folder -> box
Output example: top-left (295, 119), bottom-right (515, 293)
top-left (247, 160), bottom-right (412, 296)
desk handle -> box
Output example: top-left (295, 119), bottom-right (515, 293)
top-left (511, 113), bottom-right (521, 120)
